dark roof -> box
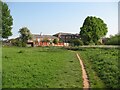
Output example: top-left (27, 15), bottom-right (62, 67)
top-left (53, 32), bottom-right (72, 36)
top-left (53, 32), bottom-right (80, 37)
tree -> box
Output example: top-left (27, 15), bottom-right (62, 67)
top-left (53, 38), bottom-right (58, 44)
top-left (1, 1), bottom-right (13, 39)
top-left (80, 16), bottom-right (108, 45)
top-left (19, 27), bottom-right (32, 47)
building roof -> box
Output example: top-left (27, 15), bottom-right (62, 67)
top-left (33, 34), bottom-right (58, 39)
top-left (53, 32), bottom-right (80, 37)
top-left (53, 32), bottom-right (72, 36)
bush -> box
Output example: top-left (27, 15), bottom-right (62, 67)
top-left (96, 41), bottom-right (103, 45)
top-left (11, 38), bottom-right (26, 47)
top-left (104, 34), bottom-right (120, 45)
top-left (42, 38), bottom-right (50, 42)
top-left (89, 40), bottom-right (95, 45)
top-left (18, 50), bottom-right (25, 53)
top-left (71, 39), bottom-right (83, 46)
top-left (53, 39), bottom-right (58, 44)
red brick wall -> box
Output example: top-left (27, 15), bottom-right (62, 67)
top-left (34, 41), bottom-right (65, 47)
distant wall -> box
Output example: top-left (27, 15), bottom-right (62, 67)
top-left (34, 42), bottom-right (69, 47)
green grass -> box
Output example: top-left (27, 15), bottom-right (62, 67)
top-left (78, 48), bottom-right (119, 88)
top-left (0, 46), bottom-right (2, 89)
top-left (3, 46), bottom-right (119, 88)
top-left (2, 47), bottom-right (82, 88)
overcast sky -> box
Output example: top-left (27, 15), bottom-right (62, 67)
top-left (6, 1), bottom-right (118, 38)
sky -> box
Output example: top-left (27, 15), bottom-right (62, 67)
top-left (6, 1), bottom-right (118, 38)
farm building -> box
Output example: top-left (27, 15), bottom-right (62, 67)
top-left (27, 33), bottom-right (80, 47)
top-left (27, 34), bottom-right (66, 47)
top-left (53, 32), bottom-right (80, 43)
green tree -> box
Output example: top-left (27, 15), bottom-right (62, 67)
top-left (1, 1), bottom-right (13, 39)
top-left (0, 1), bottom-right (2, 40)
top-left (19, 27), bottom-right (32, 47)
top-left (53, 38), bottom-right (58, 44)
top-left (80, 16), bottom-right (108, 45)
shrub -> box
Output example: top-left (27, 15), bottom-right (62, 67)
top-left (89, 40), bottom-right (95, 45)
top-left (71, 39), bottom-right (83, 46)
top-left (104, 34), bottom-right (120, 45)
top-left (42, 38), bottom-right (50, 42)
top-left (96, 41), bottom-right (103, 45)
top-left (11, 38), bottom-right (27, 47)
top-left (18, 50), bottom-right (25, 53)
top-left (53, 39), bottom-right (58, 44)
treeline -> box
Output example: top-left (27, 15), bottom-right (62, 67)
top-left (104, 34), bottom-right (120, 45)
top-left (1, 1), bottom-right (119, 47)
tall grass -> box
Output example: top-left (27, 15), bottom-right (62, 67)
top-left (78, 48), bottom-right (119, 88)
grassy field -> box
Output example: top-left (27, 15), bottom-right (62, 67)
top-left (2, 46), bottom-right (119, 88)
top-left (2, 47), bottom-right (82, 88)
top-left (78, 48), bottom-right (119, 88)
top-left (0, 46), bottom-right (1, 89)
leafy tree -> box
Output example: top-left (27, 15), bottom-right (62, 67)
top-left (1, 1), bottom-right (13, 39)
top-left (19, 27), bottom-right (32, 47)
top-left (53, 38), bottom-right (58, 44)
top-left (80, 16), bottom-right (108, 45)
top-left (0, 2), bottom-right (1, 30)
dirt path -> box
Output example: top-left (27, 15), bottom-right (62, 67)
top-left (76, 53), bottom-right (90, 89)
